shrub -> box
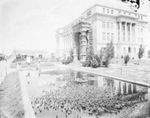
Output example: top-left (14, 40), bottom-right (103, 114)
top-left (124, 55), bottom-right (130, 65)
top-left (94, 54), bottom-right (101, 67)
top-left (82, 59), bottom-right (91, 67)
top-left (62, 56), bottom-right (74, 65)
top-left (138, 44), bottom-right (144, 59)
top-left (91, 58), bottom-right (98, 68)
top-left (104, 59), bottom-right (109, 67)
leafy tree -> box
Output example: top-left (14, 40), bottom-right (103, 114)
top-left (138, 44), bottom-right (144, 59)
top-left (86, 47), bottom-right (94, 61)
top-left (82, 59), bottom-right (91, 67)
top-left (103, 41), bottom-right (114, 67)
top-left (124, 55), bottom-right (130, 65)
top-left (62, 49), bottom-right (74, 65)
top-left (82, 47), bottom-right (94, 67)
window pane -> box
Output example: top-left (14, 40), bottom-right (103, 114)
top-left (107, 22), bottom-right (109, 28)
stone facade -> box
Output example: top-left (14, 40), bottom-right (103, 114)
top-left (56, 0), bottom-right (150, 60)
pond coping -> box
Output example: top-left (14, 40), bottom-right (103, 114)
top-left (19, 71), bottom-right (36, 118)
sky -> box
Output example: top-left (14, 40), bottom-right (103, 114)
top-left (0, 0), bottom-right (98, 55)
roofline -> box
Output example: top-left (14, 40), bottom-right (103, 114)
top-left (82, 4), bottom-right (147, 17)
top-left (57, 2), bottom-right (148, 31)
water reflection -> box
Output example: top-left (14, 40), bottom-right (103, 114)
top-left (43, 69), bottom-right (148, 97)
top-left (33, 69), bottom-right (150, 118)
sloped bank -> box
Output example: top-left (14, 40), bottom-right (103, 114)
top-left (0, 72), bottom-right (25, 118)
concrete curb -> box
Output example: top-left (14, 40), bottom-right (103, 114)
top-left (19, 71), bottom-right (36, 118)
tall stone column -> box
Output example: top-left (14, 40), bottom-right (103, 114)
top-left (80, 31), bottom-right (87, 61)
top-left (125, 22), bottom-right (127, 42)
top-left (119, 22), bottom-right (122, 42)
top-left (130, 23), bottom-right (132, 42)
top-left (73, 33), bottom-right (78, 61)
top-left (124, 22), bottom-right (128, 41)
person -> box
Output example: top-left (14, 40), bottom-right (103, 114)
top-left (26, 56), bottom-right (31, 66)
top-left (38, 59), bottom-right (41, 76)
top-left (26, 72), bottom-right (30, 84)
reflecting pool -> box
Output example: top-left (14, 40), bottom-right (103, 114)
top-left (26, 69), bottom-right (150, 118)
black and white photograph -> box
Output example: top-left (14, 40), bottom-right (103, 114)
top-left (0, 0), bottom-right (150, 118)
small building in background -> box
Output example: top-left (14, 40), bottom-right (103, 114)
top-left (12, 49), bottom-right (49, 60)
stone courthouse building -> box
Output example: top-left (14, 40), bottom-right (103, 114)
top-left (56, 0), bottom-right (150, 61)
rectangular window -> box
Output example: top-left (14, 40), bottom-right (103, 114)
top-left (141, 38), bottom-right (143, 42)
top-left (111, 23), bottom-right (113, 29)
top-left (102, 32), bottom-right (105, 40)
top-left (102, 21), bottom-right (105, 28)
top-left (124, 47), bottom-right (126, 52)
top-left (118, 23), bottom-right (120, 41)
top-left (107, 22), bottom-right (109, 29)
top-left (141, 28), bottom-right (143, 33)
top-left (107, 33), bottom-right (110, 40)
top-left (134, 48), bottom-right (136, 53)
top-left (111, 33), bottom-right (114, 41)
top-left (103, 8), bottom-right (105, 13)
top-left (138, 38), bottom-right (140, 42)
top-left (107, 9), bottom-right (109, 14)
top-left (111, 10), bottom-right (113, 14)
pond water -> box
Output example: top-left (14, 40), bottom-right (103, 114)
top-left (26, 69), bottom-right (150, 118)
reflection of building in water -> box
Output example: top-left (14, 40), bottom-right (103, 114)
top-left (56, 0), bottom-right (150, 60)
top-left (97, 76), bottom-right (148, 96)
